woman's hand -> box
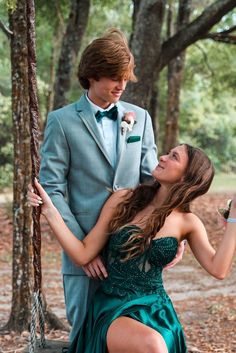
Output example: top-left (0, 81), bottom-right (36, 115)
top-left (27, 179), bottom-right (55, 216)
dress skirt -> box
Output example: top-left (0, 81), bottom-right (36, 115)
top-left (68, 288), bottom-right (187, 353)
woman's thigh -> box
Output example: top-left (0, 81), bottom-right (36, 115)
top-left (107, 316), bottom-right (168, 353)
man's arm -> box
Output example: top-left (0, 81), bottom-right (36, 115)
top-left (140, 110), bottom-right (158, 183)
top-left (40, 112), bottom-right (85, 239)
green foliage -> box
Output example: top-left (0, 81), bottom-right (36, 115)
top-left (178, 37), bottom-right (236, 172)
top-left (210, 174), bottom-right (236, 192)
top-left (6, 0), bottom-right (17, 12)
top-left (158, 24), bottom-right (236, 173)
top-left (0, 0), bottom-right (11, 93)
top-left (0, 0), bottom-right (236, 190)
top-left (35, 1), bottom-right (69, 84)
top-left (0, 163), bottom-right (13, 189)
top-left (179, 83), bottom-right (236, 172)
top-left (0, 93), bottom-right (13, 188)
top-left (184, 40), bottom-right (236, 96)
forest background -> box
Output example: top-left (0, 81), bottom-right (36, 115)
top-left (0, 0), bottom-right (236, 352)
top-left (0, 0), bottom-right (236, 190)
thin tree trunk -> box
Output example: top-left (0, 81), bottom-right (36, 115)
top-left (5, 0), bottom-right (32, 332)
top-left (163, 0), bottom-right (191, 153)
top-left (45, 2), bottom-right (65, 119)
top-left (2, 0), bottom-right (68, 333)
top-left (148, 73), bottom-right (160, 140)
top-left (53, 0), bottom-right (90, 109)
top-left (45, 28), bottom-right (64, 119)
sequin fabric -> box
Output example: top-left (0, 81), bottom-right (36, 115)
top-left (101, 225), bottom-right (179, 298)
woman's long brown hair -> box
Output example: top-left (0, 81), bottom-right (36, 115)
top-left (109, 144), bottom-right (215, 261)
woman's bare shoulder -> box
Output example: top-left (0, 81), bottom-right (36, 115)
top-left (183, 211), bottom-right (206, 234)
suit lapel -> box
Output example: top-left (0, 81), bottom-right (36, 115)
top-left (75, 94), bottom-right (113, 167)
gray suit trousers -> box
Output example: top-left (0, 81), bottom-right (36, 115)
top-left (63, 274), bottom-right (100, 342)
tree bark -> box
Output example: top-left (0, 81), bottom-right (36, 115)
top-left (163, 0), bottom-right (191, 153)
top-left (201, 25), bottom-right (236, 44)
top-left (53, 0), bottom-right (90, 109)
top-left (123, 0), bottom-right (166, 109)
top-left (130, 0), bottom-right (141, 44)
top-left (148, 72), bottom-right (160, 139)
top-left (2, 0), bottom-right (68, 334)
top-left (5, 0), bottom-right (33, 332)
top-left (45, 26), bottom-right (64, 119)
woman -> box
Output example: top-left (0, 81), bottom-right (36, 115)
top-left (28, 144), bottom-right (236, 353)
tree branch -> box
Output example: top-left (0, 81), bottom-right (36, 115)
top-left (159, 0), bottom-right (236, 69)
top-left (0, 19), bottom-right (13, 38)
top-left (203, 33), bottom-right (236, 44)
top-left (201, 25), bottom-right (236, 44)
top-left (214, 24), bottom-right (236, 34)
top-left (194, 43), bottom-right (214, 77)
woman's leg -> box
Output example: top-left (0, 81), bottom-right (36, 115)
top-left (107, 316), bottom-right (168, 353)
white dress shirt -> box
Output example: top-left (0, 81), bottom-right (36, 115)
top-left (86, 94), bottom-right (118, 168)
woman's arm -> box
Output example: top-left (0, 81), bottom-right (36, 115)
top-left (187, 196), bottom-right (236, 279)
top-left (29, 179), bottom-right (129, 266)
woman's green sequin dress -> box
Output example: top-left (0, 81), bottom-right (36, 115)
top-left (68, 226), bottom-right (187, 353)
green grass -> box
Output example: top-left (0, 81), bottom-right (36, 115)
top-left (210, 174), bottom-right (236, 192)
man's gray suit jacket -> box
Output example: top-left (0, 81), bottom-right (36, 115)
top-left (40, 94), bottom-right (158, 275)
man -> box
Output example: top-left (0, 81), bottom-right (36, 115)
top-left (40, 28), bottom-right (158, 340)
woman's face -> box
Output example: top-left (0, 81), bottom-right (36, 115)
top-left (152, 145), bottom-right (189, 185)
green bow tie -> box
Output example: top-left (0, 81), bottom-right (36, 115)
top-left (95, 105), bottom-right (118, 123)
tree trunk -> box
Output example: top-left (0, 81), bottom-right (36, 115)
top-left (123, 0), bottom-right (166, 109)
top-left (6, 0), bottom-right (33, 332)
top-left (148, 73), bottom-right (160, 140)
top-left (130, 0), bottom-right (141, 44)
top-left (45, 29), bottom-right (63, 119)
top-left (125, 0), bottom-right (235, 119)
top-left (163, 0), bottom-right (191, 153)
top-left (3, 0), bottom-right (68, 334)
top-left (53, 0), bottom-right (90, 109)
top-left (45, 3), bottom-right (66, 119)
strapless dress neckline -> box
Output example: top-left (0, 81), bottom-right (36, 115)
top-left (119, 224), bottom-right (180, 244)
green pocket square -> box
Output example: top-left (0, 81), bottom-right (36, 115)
top-left (127, 136), bottom-right (141, 143)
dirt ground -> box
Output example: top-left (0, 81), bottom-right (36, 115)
top-left (0, 192), bottom-right (235, 353)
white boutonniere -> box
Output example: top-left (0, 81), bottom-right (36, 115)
top-left (121, 112), bottom-right (136, 135)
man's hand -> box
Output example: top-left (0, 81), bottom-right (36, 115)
top-left (82, 255), bottom-right (108, 280)
top-left (164, 240), bottom-right (186, 270)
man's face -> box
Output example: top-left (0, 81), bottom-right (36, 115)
top-left (88, 77), bottom-right (128, 109)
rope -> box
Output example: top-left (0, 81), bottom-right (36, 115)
top-left (26, 0), bottom-right (46, 351)
top-left (29, 291), bottom-right (46, 353)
